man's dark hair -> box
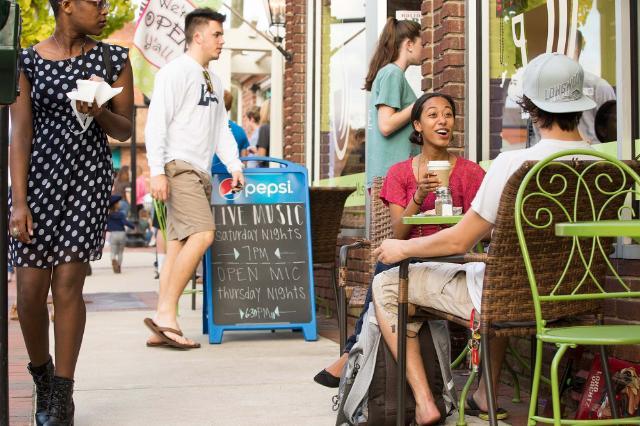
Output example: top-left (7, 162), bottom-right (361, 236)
top-left (594, 100), bottom-right (616, 143)
top-left (185, 8), bottom-right (226, 44)
top-left (517, 95), bottom-right (582, 132)
top-left (245, 107), bottom-right (260, 123)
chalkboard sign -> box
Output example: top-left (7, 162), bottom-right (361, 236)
top-left (204, 158), bottom-right (318, 343)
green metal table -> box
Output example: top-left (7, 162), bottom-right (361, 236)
top-left (402, 214), bottom-right (464, 225)
top-left (555, 220), bottom-right (640, 237)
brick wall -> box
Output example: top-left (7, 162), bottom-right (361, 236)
top-left (282, 0), bottom-right (307, 165)
top-left (421, 0), bottom-right (466, 156)
top-left (113, 145), bottom-right (149, 174)
top-left (239, 75), bottom-right (263, 123)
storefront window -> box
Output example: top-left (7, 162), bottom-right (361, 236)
top-left (318, 2), bottom-right (366, 181)
top-left (488, 0), bottom-right (617, 159)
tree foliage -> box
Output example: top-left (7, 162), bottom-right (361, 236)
top-left (18, 0), bottom-right (135, 47)
top-left (99, 0), bottom-right (135, 41)
top-left (17, 0), bottom-right (54, 47)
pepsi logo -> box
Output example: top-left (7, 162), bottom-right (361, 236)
top-left (217, 177), bottom-right (295, 200)
top-left (219, 178), bottom-right (241, 200)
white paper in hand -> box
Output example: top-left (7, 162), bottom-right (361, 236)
top-left (65, 79), bottom-right (123, 135)
top-left (66, 91), bottom-right (94, 135)
top-left (95, 82), bottom-right (123, 107)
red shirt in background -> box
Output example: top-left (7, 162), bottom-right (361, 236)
top-left (136, 175), bottom-right (148, 206)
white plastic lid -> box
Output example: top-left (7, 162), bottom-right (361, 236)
top-left (427, 161), bottom-right (451, 169)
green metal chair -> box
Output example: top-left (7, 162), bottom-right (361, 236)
top-left (515, 149), bottom-right (640, 425)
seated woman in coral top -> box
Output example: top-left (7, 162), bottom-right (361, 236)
top-left (381, 140), bottom-right (484, 239)
top-left (314, 92), bottom-right (485, 388)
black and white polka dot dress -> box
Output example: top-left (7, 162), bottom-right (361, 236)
top-left (9, 42), bottom-right (128, 268)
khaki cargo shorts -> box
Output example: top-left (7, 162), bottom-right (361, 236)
top-left (164, 160), bottom-right (214, 241)
top-left (372, 262), bottom-right (475, 336)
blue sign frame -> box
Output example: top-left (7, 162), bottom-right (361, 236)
top-left (204, 157), bottom-right (318, 343)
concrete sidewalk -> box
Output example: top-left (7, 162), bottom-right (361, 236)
top-left (72, 250), bottom-right (339, 425)
top-left (7, 248), bottom-right (515, 425)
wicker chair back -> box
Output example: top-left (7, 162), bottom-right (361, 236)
top-left (368, 176), bottom-right (394, 272)
top-left (481, 159), bottom-right (639, 334)
top-left (309, 186), bottom-right (356, 265)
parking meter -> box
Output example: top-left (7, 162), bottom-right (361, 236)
top-left (0, 0), bottom-right (20, 105)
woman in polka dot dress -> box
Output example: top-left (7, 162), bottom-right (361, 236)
top-left (8, 0), bottom-right (133, 424)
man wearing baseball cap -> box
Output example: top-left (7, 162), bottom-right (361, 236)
top-left (370, 53), bottom-right (597, 425)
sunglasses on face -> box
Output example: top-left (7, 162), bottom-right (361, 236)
top-left (203, 70), bottom-right (214, 94)
top-left (75, 0), bottom-right (110, 10)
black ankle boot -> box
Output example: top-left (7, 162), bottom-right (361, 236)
top-left (43, 376), bottom-right (74, 426)
top-left (28, 357), bottom-right (54, 426)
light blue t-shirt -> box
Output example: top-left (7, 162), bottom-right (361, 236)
top-left (365, 63), bottom-right (419, 188)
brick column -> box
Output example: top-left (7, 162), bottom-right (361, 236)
top-left (282, 0), bottom-right (307, 165)
top-left (421, 0), bottom-right (466, 155)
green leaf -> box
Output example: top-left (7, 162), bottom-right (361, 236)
top-left (97, 0), bottom-right (135, 41)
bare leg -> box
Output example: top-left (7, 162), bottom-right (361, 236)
top-left (148, 230), bottom-right (213, 345)
top-left (50, 262), bottom-right (88, 379)
top-left (374, 300), bottom-right (441, 425)
top-left (325, 353), bottom-right (348, 377)
top-left (153, 228), bottom-right (166, 279)
top-left (16, 267), bottom-right (53, 367)
top-left (471, 336), bottom-right (508, 411)
top-left (156, 228), bottom-right (166, 268)
top-left (156, 238), bottom-right (183, 314)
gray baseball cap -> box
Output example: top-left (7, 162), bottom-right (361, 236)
top-left (522, 53), bottom-right (596, 113)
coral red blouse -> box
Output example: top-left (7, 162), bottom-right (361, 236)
top-left (380, 157), bottom-right (486, 239)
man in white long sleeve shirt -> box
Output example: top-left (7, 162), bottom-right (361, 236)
top-left (144, 8), bottom-right (244, 349)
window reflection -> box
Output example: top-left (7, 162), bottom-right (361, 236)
top-left (319, 2), bottom-right (366, 179)
top-left (489, 0), bottom-right (617, 158)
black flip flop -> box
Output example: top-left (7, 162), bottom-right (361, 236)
top-left (466, 395), bottom-right (508, 421)
top-left (313, 369), bottom-right (340, 388)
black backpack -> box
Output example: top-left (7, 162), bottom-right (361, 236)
top-left (367, 322), bottom-right (447, 425)
top-left (335, 317), bottom-right (449, 426)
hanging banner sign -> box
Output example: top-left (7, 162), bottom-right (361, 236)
top-left (130, 0), bottom-right (222, 97)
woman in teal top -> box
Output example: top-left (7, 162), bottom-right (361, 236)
top-left (365, 17), bottom-right (422, 188)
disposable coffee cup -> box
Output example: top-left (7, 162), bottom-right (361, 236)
top-left (75, 80), bottom-right (100, 103)
top-left (428, 160), bottom-right (451, 188)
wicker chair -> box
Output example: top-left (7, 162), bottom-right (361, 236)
top-left (337, 176), bottom-right (392, 352)
top-left (395, 158), bottom-right (640, 426)
top-left (309, 186), bottom-right (356, 324)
